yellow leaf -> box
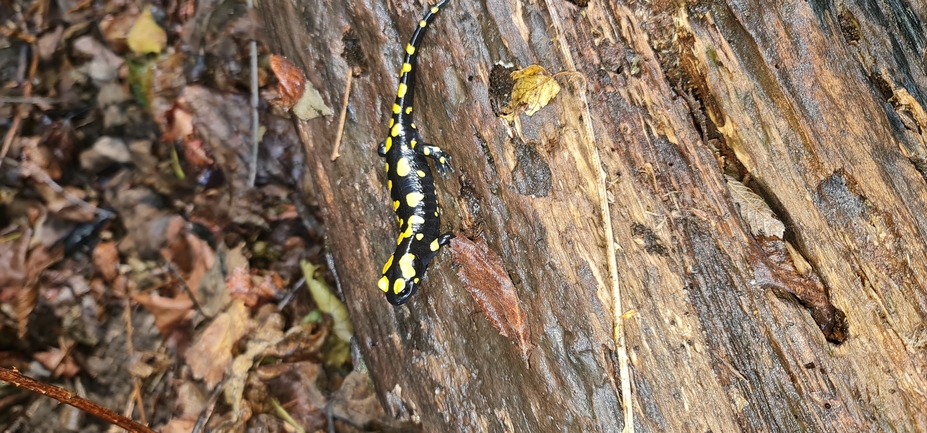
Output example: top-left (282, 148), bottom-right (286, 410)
top-left (300, 260), bottom-right (353, 342)
top-left (127, 7), bottom-right (167, 55)
top-left (501, 64), bottom-right (561, 121)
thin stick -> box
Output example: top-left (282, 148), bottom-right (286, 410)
top-left (546, 2), bottom-right (634, 431)
top-left (0, 367), bottom-right (156, 433)
top-left (330, 70), bottom-right (354, 161)
top-left (0, 46), bottom-right (38, 169)
top-left (246, 2), bottom-right (260, 187)
top-left (124, 294), bottom-right (147, 424)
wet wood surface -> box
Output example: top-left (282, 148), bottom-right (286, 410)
top-left (261, 0), bottom-right (927, 431)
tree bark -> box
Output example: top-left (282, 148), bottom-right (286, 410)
top-left (261, 0), bottom-right (927, 431)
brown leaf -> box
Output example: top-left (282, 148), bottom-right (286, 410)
top-left (185, 299), bottom-right (252, 388)
top-left (751, 237), bottom-right (848, 343)
top-left (0, 228), bottom-right (31, 290)
top-left (329, 370), bottom-right (387, 430)
top-left (225, 311), bottom-right (286, 419)
top-left (269, 55), bottom-right (306, 110)
top-left (92, 240), bottom-right (120, 282)
top-left (450, 236), bottom-right (532, 360)
top-left (256, 362), bottom-right (327, 431)
top-left (132, 293), bottom-right (195, 337)
top-left (33, 347), bottom-right (81, 378)
top-left (726, 175), bottom-right (785, 238)
top-left (159, 216), bottom-right (216, 297)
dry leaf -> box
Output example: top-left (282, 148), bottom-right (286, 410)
top-left (500, 64), bottom-right (561, 121)
top-left (300, 261), bottom-right (352, 342)
top-left (92, 240), bottom-right (119, 282)
top-left (292, 84), bottom-right (334, 120)
top-left (269, 55), bottom-right (306, 110)
top-left (225, 311), bottom-right (285, 419)
top-left (725, 175), bottom-right (785, 238)
top-left (184, 299), bottom-right (252, 388)
top-left (450, 236), bottom-right (532, 360)
top-left (132, 293), bottom-right (194, 336)
top-left (751, 237), bottom-right (848, 343)
top-left (127, 7), bottom-right (167, 54)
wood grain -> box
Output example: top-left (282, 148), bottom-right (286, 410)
top-left (260, 0), bottom-right (927, 430)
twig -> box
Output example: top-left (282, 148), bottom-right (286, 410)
top-left (124, 294), bottom-right (147, 425)
top-left (330, 70), bottom-right (354, 161)
top-left (0, 367), bottom-right (156, 433)
top-left (546, 2), bottom-right (634, 431)
top-left (246, 1), bottom-right (260, 187)
top-left (0, 45), bottom-right (38, 169)
top-left (191, 377), bottom-right (226, 433)
top-left (23, 165), bottom-right (112, 218)
top-left (0, 96), bottom-right (59, 104)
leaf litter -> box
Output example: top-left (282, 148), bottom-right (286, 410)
top-left (0, 0), bottom-right (396, 430)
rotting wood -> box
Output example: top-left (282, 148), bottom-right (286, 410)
top-left (261, 0), bottom-right (927, 431)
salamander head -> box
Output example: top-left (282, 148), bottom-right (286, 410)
top-left (377, 252), bottom-right (423, 305)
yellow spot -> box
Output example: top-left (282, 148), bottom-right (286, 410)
top-left (389, 118), bottom-right (395, 127)
top-left (388, 180), bottom-right (392, 190)
top-left (405, 106), bottom-right (412, 114)
top-left (384, 137), bottom-right (392, 152)
top-left (398, 219), bottom-right (419, 244)
top-left (416, 233), bottom-right (424, 240)
top-left (398, 218), bottom-right (404, 226)
top-left (402, 63), bottom-right (412, 74)
top-left (406, 192), bottom-right (424, 207)
top-left (399, 254), bottom-right (417, 279)
top-left (393, 278), bottom-right (406, 294)
top-left (392, 103), bottom-right (401, 114)
top-left (396, 158), bottom-right (411, 176)
top-left (398, 83), bottom-right (407, 98)
top-left (406, 44), bottom-right (415, 55)
top-left (434, 211), bottom-right (439, 216)
top-left (410, 139), bottom-right (417, 148)
top-left (414, 278), bottom-right (420, 284)
top-left (391, 123), bottom-right (401, 137)
top-left (385, 162), bottom-right (390, 172)
top-left (423, 147), bottom-right (431, 155)
top-left (411, 123), bottom-right (416, 129)
top-left (382, 254), bottom-right (394, 274)
top-left (393, 200), bottom-right (400, 211)
top-left (378, 276), bottom-right (389, 292)
top-left (431, 6), bottom-right (439, 13)
top-left (419, 20), bottom-right (427, 28)
top-left (430, 239), bottom-right (440, 251)
top-left (417, 170), bottom-right (426, 178)
top-left (439, 156), bottom-right (446, 164)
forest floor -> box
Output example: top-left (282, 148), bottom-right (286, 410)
top-left (0, 0), bottom-right (401, 431)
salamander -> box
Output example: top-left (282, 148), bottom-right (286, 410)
top-left (376, 0), bottom-right (454, 305)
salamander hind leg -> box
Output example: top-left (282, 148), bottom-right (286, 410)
top-left (418, 143), bottom-right (453, 178)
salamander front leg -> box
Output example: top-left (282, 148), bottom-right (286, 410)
top-left (377, 140), bottom-right (387, 157)
top-left (417, 144), bottom-right (453, 178)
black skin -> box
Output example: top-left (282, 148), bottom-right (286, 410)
top-left (377, 0), bottom-right (453, 305)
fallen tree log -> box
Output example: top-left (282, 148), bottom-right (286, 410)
top-left (261, 0), bottom-right (927, 431)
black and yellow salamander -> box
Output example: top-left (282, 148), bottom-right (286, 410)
top-left (377, 0), bottom-right (454, 305)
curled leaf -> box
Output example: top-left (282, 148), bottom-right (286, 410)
top-left (726, 175), bottom-right (785, 238)
top-left (500, 64), bottom-right (561, 121)
top-left (269, 55), bottom-right (307, 110)
top-left (300, 260), bottom-right (353, 342)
